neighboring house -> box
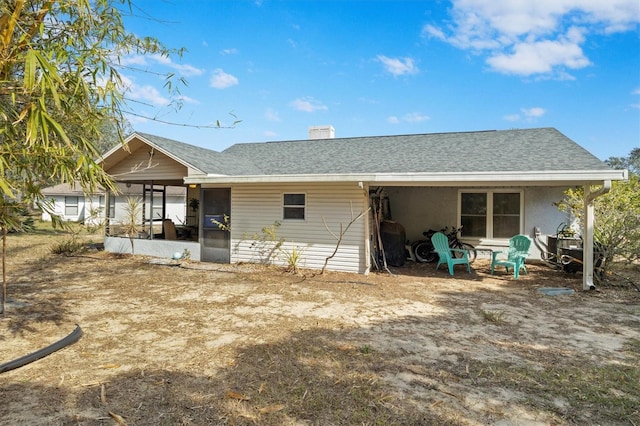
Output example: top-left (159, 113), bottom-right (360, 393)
top-left (41, 182), bottom-right (188, 228)
top-left (99, 127), bottom-right (627, 289)
top-left (41, 182), bottom-right (105, 224)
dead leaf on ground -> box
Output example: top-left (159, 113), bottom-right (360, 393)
top-left (258, 404), bottom-right (286, 414)
top-left (108, 411), bottom-right (127, 425)
top-left (225, 390), bottom-right (251, 400)
top-left (100, 384), bottom-right (107, 404)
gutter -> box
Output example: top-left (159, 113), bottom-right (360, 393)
top-left (184, 170), bottom-right (628, 186)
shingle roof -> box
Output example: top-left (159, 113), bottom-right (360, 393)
top-left (136, 132), bottom-right (258, 175)
top-left (130, 128), bottom-right (612, 179)
top-left (221, 127), bottom-right (610, 176)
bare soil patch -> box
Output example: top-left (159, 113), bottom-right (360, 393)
top-left (1, 229), bottom-right (639, 425)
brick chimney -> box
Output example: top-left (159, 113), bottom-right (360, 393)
top-left (308, 125), bottom-right (335, 140)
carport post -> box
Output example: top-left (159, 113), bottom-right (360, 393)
top-left (583, 181), bottom-right (611, 290)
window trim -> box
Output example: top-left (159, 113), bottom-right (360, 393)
top-left (64, 196), bottom-right (79, 217)
top-left (282, 192), bottom-right (306, 221)
top-left (458, 189), bottom-right (524, 240)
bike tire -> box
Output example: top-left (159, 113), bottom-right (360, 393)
top-left (414, 241), bottom-right (438, 263)
top-left (452, 242), bottom-right (476, 263)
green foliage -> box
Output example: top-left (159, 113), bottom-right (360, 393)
top-left (606, 147), bottom-right (640, 176)
top-left (0, 200), bottom-right (35, 234)
top-left (556, 175), bottom-right (640, 276)
top-left (122, 196), bottom-right (142, 254)
top-left (50, 236), bottom-right (85, 255)
top-left (279, 243), bottom-right (305, 274)
top-left (245, 221), bottom-right (285, 264)
top-left (481, 309), bottom-right (506, 324)
top-left (209, 214), bottom-right (230, 231)
top-left (0, 0), bottom-right (183, 203)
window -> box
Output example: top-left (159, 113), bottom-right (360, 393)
top-left (108, 194), bottom-right (116, 218)
top-left (460, 191), bottom-right (522, 239)
top-left (283, 193), bottom-right (305, 220)
top-left (64, 196), bottom-right (79, 216)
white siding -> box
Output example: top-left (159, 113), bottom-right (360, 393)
top-left (41, 195), bottom-right (104, 224)
top-left (229, 183), bottom-right (369, 273)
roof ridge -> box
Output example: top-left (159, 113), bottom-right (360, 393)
top-left (228, 127), bottom-right (556, 147)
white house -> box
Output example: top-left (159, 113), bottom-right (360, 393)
top-left (41, 182), bottom-right (189, 229)
top-left (98, 127), bottom-right (628, 290)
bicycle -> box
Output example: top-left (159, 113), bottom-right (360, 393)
top-left (412, 226), bottom-right (477, 263)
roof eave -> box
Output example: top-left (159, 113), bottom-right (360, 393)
top-left (185, 169), bottom-right (628, 186)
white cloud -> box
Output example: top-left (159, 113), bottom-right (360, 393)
top-left (265, 108), bottom-right (281, 122)
top-left (221, 48), bottom-right (239, 55)
top-left (522, 107), bottom-right (546, 118)
top-left (403, 112), bottom-right (430, 123)
top-left (178, 95), bottom-right (199, 105)
top-left (119, 53), bottom-right (204, 77)
top-left (503, 107), bottom-right (546, 122)
top-left (487, 30), bottom-right (591, 75)
top-left (387, 113), bottom-right (430, 124)
top-left (149, 54), bottom-right (204, 77)
top-left (425, 0), bottom-right (640, 77)
top-left (290, 97), bottom-right (328, 112)
top-left (210, 69), bottom-right (239, 89)
top-left (118, 55), bottom-right (147, 66)
top-left (376, 55), bottom-right (419, 77)
top-left (422, 24), bottom-right (446, 41)
top-left (120, 75), bottom-right (170, 107)
top-left (633, 88), bottom-right (640, 95)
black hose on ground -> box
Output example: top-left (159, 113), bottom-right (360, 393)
top-left (0, 324), bottom-right (83, 374)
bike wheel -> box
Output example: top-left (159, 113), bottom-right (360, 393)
top-left (452, 242), bottom-right (476, 263)
top-left (414, 241), bottom-right (438, 263)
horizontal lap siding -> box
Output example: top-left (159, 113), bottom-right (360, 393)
top-left (231, 183), bottom-right (368, 273)
top-left (106, 148), bottom-right (187, 180)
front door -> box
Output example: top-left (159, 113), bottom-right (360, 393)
top-left (201, 188), bottom-right (230, 262)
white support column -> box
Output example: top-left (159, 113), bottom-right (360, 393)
top-left (583, 181), bottom-right (611, 290)
top-left (583, 188), bottom-right (595, 290)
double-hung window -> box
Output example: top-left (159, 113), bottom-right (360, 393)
top-left (283, 193), bottom-right (305, 220)
top-left (65, 196), bottom-right (79, 216)
top-left (460, 190), bottom-right (522, 239)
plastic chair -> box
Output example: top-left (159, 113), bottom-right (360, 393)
top-left (431, 232), bottom-right (471, 275)
top-left (490, 235), bottom-right (532, 279)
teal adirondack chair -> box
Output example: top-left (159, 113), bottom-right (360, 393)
top-left (431, 232), bottom-right (471, 275)
top-left (490, 235), bottom-right (532, 279)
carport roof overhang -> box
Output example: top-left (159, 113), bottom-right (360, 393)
top-left (184, 169), bottom-right (628, 187)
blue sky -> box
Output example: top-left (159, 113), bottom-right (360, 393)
top-left (118, 0), bottom-right (640, 161)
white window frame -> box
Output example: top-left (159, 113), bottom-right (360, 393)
top-left (283, 193), bottom-right (306, 220)
top-left (458, 189), bottom-right (524, 240)
top-left (64, 196), bottom-right (79, 217)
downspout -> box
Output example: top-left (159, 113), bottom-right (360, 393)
top-left (582, 180), bottom-right (611, 290)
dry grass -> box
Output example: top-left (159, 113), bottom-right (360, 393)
top-left (0, 223), bottom-right (639, 425)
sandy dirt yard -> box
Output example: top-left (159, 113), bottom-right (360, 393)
top-left (0, 232), bottom-right (639, 425)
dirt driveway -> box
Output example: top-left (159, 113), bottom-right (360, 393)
top-left (1, 232), bottom-right (639, 425)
